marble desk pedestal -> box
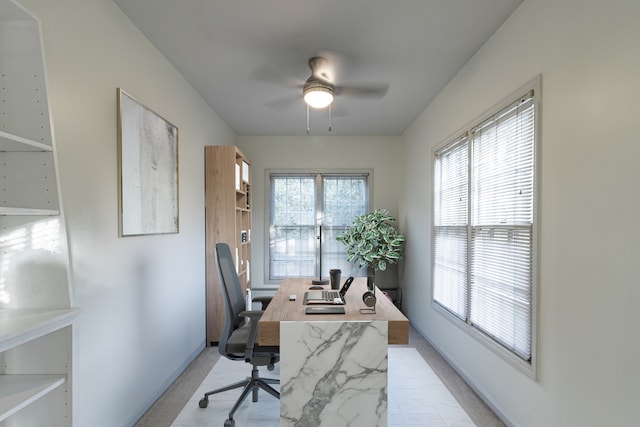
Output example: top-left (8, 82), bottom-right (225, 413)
top-left (280, 320), bottom-right (388, 427)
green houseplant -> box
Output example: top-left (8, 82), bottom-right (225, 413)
top-left (336, 209), bottom-right (405, 287)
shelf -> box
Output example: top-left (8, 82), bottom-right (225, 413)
top-left (206, 145), bottom-right (252, 344)
top-left (0, 374), bottom-right (66, 422)
top-left (0, 2), bottom-right (73, 424)
top-left (0, 309), bottom-right (79, 353)
top-left (0, 207), bottom-right (60, 216)
top-left (0, 131), bottom-right (52, 152)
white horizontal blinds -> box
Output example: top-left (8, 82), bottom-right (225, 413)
top-left (472, 92), bottom-right (535, 226)
top-left (270, 175), bottom-right (316, 278)
top-left (470, 91), bottom-right (535, 360)
top-left (322, 175), bottom-right (369, 277)
top-left (433, 136), bottom-right (469, 319)
top-left (471, 228), bottom-right (532, 358)
top-left (322, 175), bottom-right (368, 227)
top-left (435, 137), bottom-right (468, 226)
top-left (269, 173), bottom-right (370, 280)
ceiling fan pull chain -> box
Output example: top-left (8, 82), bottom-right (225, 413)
top-left (328, 105), bottom-right (332, 133)
top-left (307, 104), bottom-right (310, 134)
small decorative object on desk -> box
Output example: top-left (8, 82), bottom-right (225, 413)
top-left (330, 269), bottom-right (341, 290)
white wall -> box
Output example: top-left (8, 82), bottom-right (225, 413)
top-left (19, 0), bottom-right (235, 425)
top-left (402, 0), bottom-right (640, 425)
top-left (16, 0), bottom-right (640, 425)
top-left (237, 136), bottom-right (404, 290)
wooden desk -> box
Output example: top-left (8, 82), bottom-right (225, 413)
top-left (258, 277), bottom-right (409, 346)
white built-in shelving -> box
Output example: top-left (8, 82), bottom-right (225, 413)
top-left (0, 131), bottom-right (52, 152)
top-left (0, 0), bottom-right (75, 425)
top-left (0, 309), bottom-right (78, 423)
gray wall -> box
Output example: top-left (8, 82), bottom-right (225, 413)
top-left (402, 0), bottom-right (640, 425)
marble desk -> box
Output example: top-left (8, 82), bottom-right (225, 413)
top-left (258, 278), bottom-right (409, 426)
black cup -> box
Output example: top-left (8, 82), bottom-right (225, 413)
top-left (329, 269), bottom-right (341, 290)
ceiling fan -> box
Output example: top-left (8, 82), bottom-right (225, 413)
top-left (257, 54), bottom-right (389, 133)
top-left (302, 56), bottom-right (336, 109)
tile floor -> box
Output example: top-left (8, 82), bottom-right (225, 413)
top-left (135, 324), bottom-right (505, 427)
top-left (172, 347), bottom-right (475, 427)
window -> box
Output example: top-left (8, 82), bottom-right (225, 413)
top-left (268, 171), bottom-right (370, 281)
top-left (433, 86), bottom-right (537, 365)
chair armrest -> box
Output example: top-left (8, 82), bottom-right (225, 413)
top-left (239, 310), bottom-right (263, 361)
top-left (239, 309), bottom-right (263, 321)
top-left (252, 296), bottom-right (272, 310)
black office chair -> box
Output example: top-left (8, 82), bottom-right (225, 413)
top-left (198, 243), bottom-right (279, 427)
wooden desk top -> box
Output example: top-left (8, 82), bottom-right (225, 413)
top-left (257, 277), bottom-right (409, 346)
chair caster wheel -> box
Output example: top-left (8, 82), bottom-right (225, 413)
top-left (224, 419), bottom-right (235, 427)
top-left (198, 397), bottom-right (209, 408)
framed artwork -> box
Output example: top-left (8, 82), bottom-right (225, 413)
top-left (117, 88), bottom-right (179, 236)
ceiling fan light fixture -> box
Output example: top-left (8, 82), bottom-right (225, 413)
top-left (303, 85), bottom-right (334, 109)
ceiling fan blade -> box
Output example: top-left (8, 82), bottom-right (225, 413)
top-left (335, 82), bottom-right (390, 98)
top-left (250, 65), bottom-right (304, 88)
top-left (263, 94), bottom-right (302, 112)
top-left (315, 49), bottom-right (352, 83)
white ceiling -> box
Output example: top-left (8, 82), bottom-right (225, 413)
top-left (113, 0), bottom-right (523, 136)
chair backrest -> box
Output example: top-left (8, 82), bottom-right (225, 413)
top-left (215, 243), bottom-right (247, 354)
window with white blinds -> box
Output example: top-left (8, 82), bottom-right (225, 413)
top-left (268, 172), bottom-right (369, 281)
top-left (433, 89), bottom-right (537, 362)
top-left (433, 136), bottom-right (469, 320)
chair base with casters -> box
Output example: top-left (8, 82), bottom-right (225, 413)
top-left (198, 362), bottom-right (279, 426)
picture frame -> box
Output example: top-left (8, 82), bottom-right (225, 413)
top-left (117, 88), bottom-right (179, 236)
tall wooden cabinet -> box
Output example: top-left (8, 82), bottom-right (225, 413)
top-left (205, 146), bottom-right (252, 345)
top-left (0, 1), bottom-right (76, 426)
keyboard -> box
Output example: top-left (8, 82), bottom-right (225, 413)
top-left (321, 291), bottom-right (340, 300)
top-left (306, 306), bottom-right (346, 315)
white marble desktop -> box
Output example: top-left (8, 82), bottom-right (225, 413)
top-left (280, 320), bottom-right (389, 427)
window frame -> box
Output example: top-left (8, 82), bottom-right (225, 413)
top-left (264, 168), bottom-right (373, 285)
top-left (431, 77), bottom-right (541, 378)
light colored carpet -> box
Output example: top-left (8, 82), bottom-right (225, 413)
top-left (172, 347), bottom-right (475, 426)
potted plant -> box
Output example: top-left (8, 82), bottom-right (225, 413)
top-left (336, 209), bottom-right (405, 288)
